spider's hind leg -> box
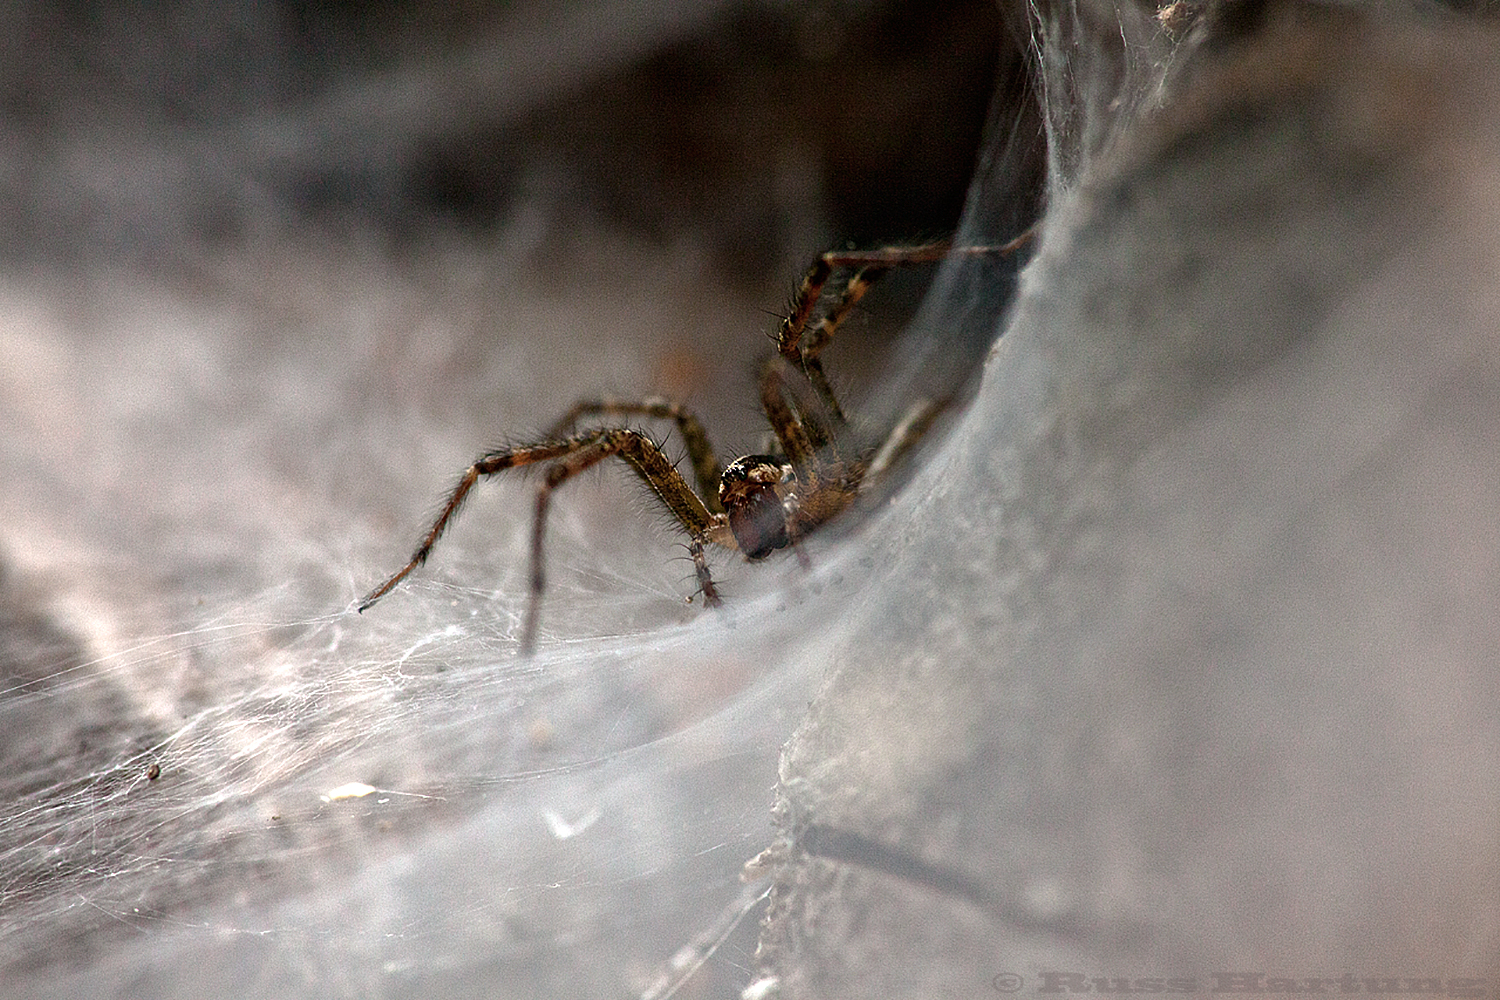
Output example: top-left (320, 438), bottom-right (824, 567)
top-left (774, 236), bottom-right (1030, 431)
top-left (862, 397), bottom-right (945, 496)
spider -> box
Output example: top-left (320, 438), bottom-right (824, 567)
top-left (358, 233), bottom-right (1030, 654)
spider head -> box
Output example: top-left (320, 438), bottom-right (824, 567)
top-left (719, 455), bottom-right (796, 559)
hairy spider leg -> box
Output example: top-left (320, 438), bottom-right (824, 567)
top-left (358, 437), bottom-right (595, 613)
top-left (782, 237), bottom-right (1037, 362)
top-left (522, 427), bottom-right (724, 654)
top-left (800, 265), bottom-right (881, 364)
top-left (776, 240), bottom-right (957, 362)
top-left (774, 233), bottom-right (1033, 429)
top-left (789, 264), bottom-right (880, 426)
top-left (359, 428), bottom-right (727, 652)
top-left (757, 355), bottom-right (826, 482)
top-left (775, 251), bottom-right (915, 428)
top-left (544, 397), bottom-right (723, 511)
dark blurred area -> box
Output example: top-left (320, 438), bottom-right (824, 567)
top-left (0, 0), bottom-right (1030, 274)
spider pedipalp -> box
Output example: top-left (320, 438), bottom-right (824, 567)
top-left (718, 455), bottom-right (796, 560)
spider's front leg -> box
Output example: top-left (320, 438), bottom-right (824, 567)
top-left (688, 537), bottom-right (722, 609)
top-left (361, 424), bottom-right (729, 655)
top-left (518, 427), bottom-right (725, 653)
top-left (544, 396), bottom-right (724, 511)
top-left (357, 437), bottom-right (595, 613)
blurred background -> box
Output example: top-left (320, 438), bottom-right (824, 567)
top-left (0, 0), bottom-right (1030, 270)
top-left (9, 1), bottom-right (1500, 998)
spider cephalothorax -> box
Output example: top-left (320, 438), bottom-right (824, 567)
top-left (359, 233), bottom-right (1030, 653)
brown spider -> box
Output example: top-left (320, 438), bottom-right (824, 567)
top-left (359, 233), bottom-right (1031, 654)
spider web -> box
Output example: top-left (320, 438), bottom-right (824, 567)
top-left (0, 235), bottom-right (841, 998)
top-left (0, 223), bottom-right (1025, 999)
top-left (0, 4), bottom-right (1036, 998)
top-left (13, 4), bottom-right (1487, 998)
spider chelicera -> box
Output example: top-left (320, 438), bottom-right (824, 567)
top-left (359, 233), bottom-right (1030, 654)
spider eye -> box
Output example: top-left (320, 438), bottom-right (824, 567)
top-left (720, 455), bottom-right (789, 495)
